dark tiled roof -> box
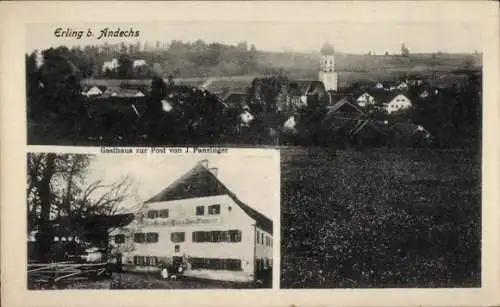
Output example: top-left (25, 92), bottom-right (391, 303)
top-left (327, 96), bottom-right (365, 114)
top-left (144, 162), bottom-right (273, 234)
top-left (223, 92), bottom-right (247, 105)
top-left (289, 80), bottom-right (325, 97)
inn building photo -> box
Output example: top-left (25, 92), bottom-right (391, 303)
top-left (27, 152), bottom-right (278, 289)
top-left (110, 159), bottom-right (274, 284)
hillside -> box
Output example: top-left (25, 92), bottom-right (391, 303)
top-left (29, 42), bottom-right (481, 88)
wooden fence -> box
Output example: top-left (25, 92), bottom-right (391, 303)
top-left (28, 262), bottom-right (109, 288)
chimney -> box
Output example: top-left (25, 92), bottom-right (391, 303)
top-left (200, 159), bottom-right (209, 168)
top-left (209, 167), bottom-right (218, 177)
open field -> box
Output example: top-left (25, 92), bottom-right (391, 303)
top-left (280, 147), bottom-right (481, 288)
top-left (80, 52), bottom-right (480, 89)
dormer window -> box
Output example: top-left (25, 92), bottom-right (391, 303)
top-left (208, 204), bottom-right (221, 215)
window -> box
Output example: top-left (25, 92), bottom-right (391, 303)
top-left (192, 230), bottom-right (242, 243)
top-left (133, 256), bottom-right (144, 265)
top-left (229, 230), bottom-right (242, 242)
top-left (208, 204), bottom-right (220, 215)
top-left (146, 232), bottom-right (159, 243)
top-left (256, 230), bottom-right (260, 244)
top-left (196, 206), bottom-right (205, 216)
top-left (134, 233), bottom-right (145, 243)
top-left (174, 245), bottom-right (180, 253)
top-left (190, 258), bottom-right (242, 271)
top-left (171, 232), bottom-right (185, 243)
top-left (134, 256), bottom-right (158, 266)
top-left (261, 233), bottom-right (264, 245)
top-left (147, 210), bottom-right (158, 219)
top-left (114, 234), bottom-right (125, 244)
top-left (159, 209), bottom-right (169, 218)
top-left (145, 256), bottom-right (158, 266)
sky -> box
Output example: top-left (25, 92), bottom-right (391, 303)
top-left (82, 151), bottom-right (279, 220)
top-left (26, 21), bottom-right (483, 55)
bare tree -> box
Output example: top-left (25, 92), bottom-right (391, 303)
top-left (27, 153), bottom-right (134, 261)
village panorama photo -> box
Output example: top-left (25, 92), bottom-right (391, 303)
top-left (26, 21), bottom-right (479, 148)
top-left (27, 152), bottom-right (277, 289)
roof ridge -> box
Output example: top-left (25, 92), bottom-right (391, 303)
top-left (143, 162), bottom-right (205, 204)
top-left (143, 162), bottom-right (273, 234)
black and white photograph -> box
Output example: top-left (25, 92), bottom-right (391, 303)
top-left (27, 152), bottom-right (277, 289)
top-left (25, 21), bottom-right (478, 148)
top-left (278, 24), bottom-right (483, 288)
top-left (1, 1), bottom-right (499, 307)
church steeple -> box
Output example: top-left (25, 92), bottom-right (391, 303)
top-left (319, 42), bottom-right (338, 92)
top-left (320, 42), bottom-right (335, 56)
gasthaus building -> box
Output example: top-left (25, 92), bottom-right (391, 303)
top-left (109, 160), bottom-right (273, 282)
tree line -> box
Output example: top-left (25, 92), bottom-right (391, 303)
top-left (27, 40), bottom-right (261, 80)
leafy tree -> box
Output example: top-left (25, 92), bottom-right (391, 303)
top-left (462, 56), bottom-right (475, 70)
top-left (117, 53), bottom-right (133, 78)
top-left (401, 43), bottom-right (410, 57)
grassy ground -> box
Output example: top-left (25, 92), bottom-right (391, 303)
top-left (280, 147), bottom-right (481, 288)
top-left (29, 272), bottom-right (258, 289)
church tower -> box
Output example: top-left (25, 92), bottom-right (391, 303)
top-left (319, 42), bottom-right (338, 92)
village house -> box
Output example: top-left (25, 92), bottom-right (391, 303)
top-left (289, 80), bottom-right (330, 109)
top-left (101, 87), bottom-right (145, 98)
top-left (397, 81), bottom-right (409, 90)
top-left (240, 107), bottom-right (255, 127)
top-left (81, 85), bottom-right (106, 97)
top-left (102, 59), bottom-right (119, 72)
top-left (356, 92), bottom-right (376, 107)
top-left (110, 160), bottom-right (273, 282)
top-left (419, 89), bottom-right (431, 99)
top-left (382, 93), bottom-right (412, 114)
top-left (133, 59), bottom-right (147, 68)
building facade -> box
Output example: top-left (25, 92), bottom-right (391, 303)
top-left (110, 160), bottom-right (273, 282)
top-left (318, 42), bottom-right (338, 92)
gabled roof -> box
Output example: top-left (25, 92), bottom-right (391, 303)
top-left (369, 91), bottom-right (410, 104)
top-left (289, 80), bottom-right (325, 97)
top-left (327, 97), bottom-right (365, 114)
top-left (144, 162), bottom-right (273, 234)
top-left (223, 92), bottom-right (247, 105)
top-left (203, 78), bottom-right (252, 96)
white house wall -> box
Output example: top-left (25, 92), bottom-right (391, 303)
top-left (385, 94), bottom-right (412, 114)
top-left (254, 227), bottom-right (273, 269)
top-left (110, 194), bottom-right (269, 282)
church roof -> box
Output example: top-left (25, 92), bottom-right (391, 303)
top-left (320, 42), bottom-right (335, 55)
top-left (144, 161), bottom-right (273, 234)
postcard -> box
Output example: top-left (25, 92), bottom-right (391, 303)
top-left (0, 1), bottom-right (499, 307)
